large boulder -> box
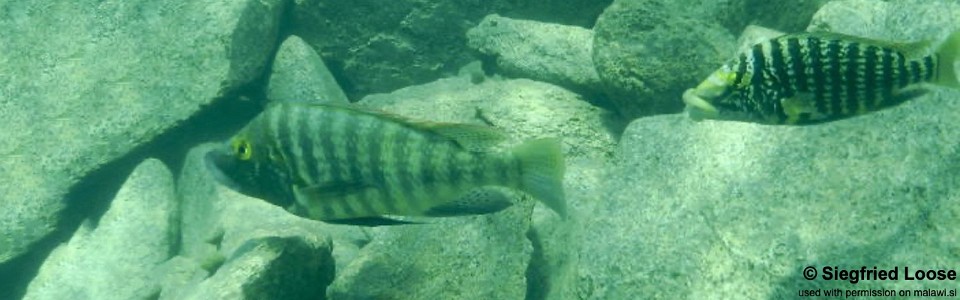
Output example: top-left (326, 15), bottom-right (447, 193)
top-left (807, 0), bottom-right (960, 40)
top-left (287, 0), bottom-right (612, 100)
top-left (576, 1), bottom-right (960, 296)
top-left (23, 159), bottom-right (178, 300)
top-left (0, 0), bottom-right (285, 268)
top-left (580, 88), bottom-right (960, 298)
top-left (467, 14), bottom-right (604, 101)
top-left (171, 236), bottom-right (334, 300)
top-left (592, 0), bottom-right (736, 118)
top-left (267, 35), bottom-right (350, 104)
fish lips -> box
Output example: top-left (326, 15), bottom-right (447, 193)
top-left (682, 88), bottom-right (719, 121)
top-left (204, 147), bottom-right (242, 192)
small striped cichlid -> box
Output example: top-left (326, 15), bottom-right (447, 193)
top-left (205, 102), bottom-right (566, 226)
top-left (683, 30), bottom-right (960, 125)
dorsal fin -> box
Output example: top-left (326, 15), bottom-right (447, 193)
top-left (276, 101), bottom-right (507, 152)
top-left (413, 122), bottom-right (507, 152)
top-left (797, 32), bottom-right (934, 60)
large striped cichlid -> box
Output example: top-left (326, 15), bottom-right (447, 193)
top-left (683, 30), bottom-right (960, 125)
top-left (205, 102), bottom-right (566, 226)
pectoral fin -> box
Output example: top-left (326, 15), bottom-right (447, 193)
top-left (419, 123), bottom-right (507, 152)
top-left (781, 93), bottom-right (820, 124)
top-left (424, 187), bottom-right (514, 217)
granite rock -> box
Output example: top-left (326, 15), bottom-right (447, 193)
top-left (581, 87), bottom-right (960, 298)
top-left (577, 1), bottom-right (960, 295)
top-left (288, 0), bottom-right (612, 100)
top-left (23, 159), bottom-right (178, 300)
top-left (289, 0), bottom-right (511, 98)
top-left (268, 35), bottom-right (350, 104)
top-left (0, 0), bottom-right (285, 265)
top-left (467, 14), bottom-right (603, 100)
top-left (808, 0), bottom-right (960, 41)
top-left (175, 236), bottom-right (334, 300)
top-left (593, 0), bottom-right (736, 118)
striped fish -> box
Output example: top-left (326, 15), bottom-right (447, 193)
top-left (683, 30), bottom-right (960, 125)
top-left (205, 102), bottom-right (565, 225)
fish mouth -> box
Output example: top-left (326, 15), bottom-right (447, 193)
top-left (682, 89), bottom-right (719, 121)
top-left (204, 148), bottom-right (241, 192)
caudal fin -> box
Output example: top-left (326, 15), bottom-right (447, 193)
top-left (935, 29), bottom-right (960, 88)
top-left (512, 138), bottom-right (566, 217)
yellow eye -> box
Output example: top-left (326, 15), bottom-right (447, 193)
top-left (232, 139), bottom-right (253, 160)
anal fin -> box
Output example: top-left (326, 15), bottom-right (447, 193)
top-left (324, 216), bottom-right (420, 226)
top-left (424, 187), bottom-right (514, 217)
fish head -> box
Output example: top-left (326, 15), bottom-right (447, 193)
top-left (204, 129), bottom-right (295, 207)
top-left (682, 64), bottom-right (769, 123)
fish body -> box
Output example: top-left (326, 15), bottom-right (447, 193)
top-left (683, 30), bottom-right (960, 125)
top-left (205, 102), bottom-right (566, 225)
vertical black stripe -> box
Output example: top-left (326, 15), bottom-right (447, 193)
top-left (808, 37), bottom-right (828, 114)
top-left (320, 110), bottom-right (342, 184)
top-left (391, 129), bottom-right (417, 212)
top-left (344, 116), bottom-right (373, 216)
top-left (365, 118), bottom-right (391, 213)
top-left (896, 52), bottom-right (910, 89)
top-left (275, 105), bottom-right (297, 180)
top-left (928, 55), bottom-right (938, 82)
top-left (511, 155), bottom-right (523, 187)
top-left (863, 45), bottom-right (878, 111)
top-left (880, 48), bottom-right (896, 105)
top-left (826, 39), bottom-right (844, 116)
top-left (471, 154), bottom-right (488, 186)
top-left (769, 39), bottom-right (792, 97)
top-left (298, 106), bottom-right (320, 186)
top-left (844, 42), bottom-right (861, 115)
top-left (909, 60), bottom-right (922, 84)
top-left (343, 116), bottom-right (362, 183)
top-left (787, 38), bottom-right (808, 92)
top-left (492, 154), bottom-right (513, 186)
top-left (445, 148), bottom-right (462, 189)
top-left (733, 53), bottom-right (749, 88)
top-left (419, 139), bottom-right (439, 193)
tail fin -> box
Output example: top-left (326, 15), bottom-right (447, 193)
top-left (935, 29), bottom-right (960, 88)
top-left (512, 138), bottom-right (566, 217)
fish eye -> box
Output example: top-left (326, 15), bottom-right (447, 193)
top-left (233, 140), bottom-right (253, 160)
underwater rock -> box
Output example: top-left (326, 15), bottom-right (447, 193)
top-left (584, 87), bottom-right (960, 297)
top-left (174, 236), bottom-right (334, 300)
top-left (268, 35), bottom-right (350, 104)
top-left (498, 0), bottom-right (611, 28)
top-left (0, 0), bottom-right (284, 266)
top-left (808, 0), bottom-right (960, 41)
top-left (288, 0), bottom-right (612, 100)
top-left (24, 159), bottom-right (178, 300)
top-left (178, 143), bottom-right (367, 277)
top-left (155, 256), bottom-right (209, 300)
top-left (577, 3), bottom-right (960, 297)
top-left (289, 0), bottom-right (508, 99)
top-left (327, 206), bottom-right (534, 300)
top-left (466, 14), bottom-right (603, 100)
top-left (593, 0), bottom-right (736, 119)
top-left (716, 0), bottom-right (829, 34)
top-left (329, 73), bottom-right (616, 299)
